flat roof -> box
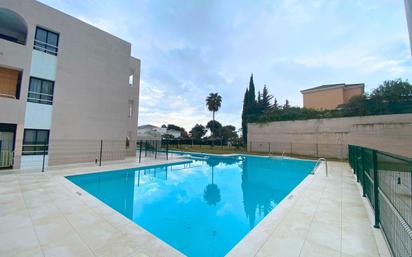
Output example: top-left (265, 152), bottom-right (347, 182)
top-left (301, 83), bottom-right (364, 94)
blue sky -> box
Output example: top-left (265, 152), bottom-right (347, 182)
top-left (39, 0), bottom-right (412, 131)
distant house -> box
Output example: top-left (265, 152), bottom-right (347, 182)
top-left (301, 83), bottom-right (364, 110)
top-left (137, 125), bottom-right (162, 140)
top-left (137, 125), bottom-right (181, 140)
top-left (164, 129), bottom-right (181, 138)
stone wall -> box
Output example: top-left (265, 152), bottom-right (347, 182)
top-left (248, 113), bottom-right (412, 159)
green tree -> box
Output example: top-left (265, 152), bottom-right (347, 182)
top-left (221, 125), bottom-right (238, 142)
top-left (205, 93), bottom-right (222, 140)
top-left (189, 124), bottom-right (207, 140)
top-left (241, 89), bottom-right (249, 143)
top-left (166, 124), bottom-right (188, 138)
top-left (283, 99), bottom-right (290, 109)
top-left (241, 74), bottom-right (257, 143)
top-left (260, 85), bottom-right (273, 112)
top-left (248, 74), bottom-right (256, 107)
top-left (370, 79), bottom-right (412, 102)
top-left (206, 120), bottom-right (222, 137)
top-left (273, 98), bottom-right (279, 111)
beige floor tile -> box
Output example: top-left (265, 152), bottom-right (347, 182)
top-left (41, 232), bottom-right (93, 257)
top-left (0, 209), bottom-right (33, 233)
top-left (255, 236), bottom-right (306, 257)
top-left (33, 214), bottom-right (75, 246)
top-left (305, 221), bottom-right (341, 252)
top-left (341, 230), bottom-right (380, 257)
top-left (299, 239), bottom-right (341, 257)
top-left (0, 225), bottom-right (43, 257)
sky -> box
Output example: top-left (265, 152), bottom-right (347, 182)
top-left (39, 0), bottom-right (412, 131)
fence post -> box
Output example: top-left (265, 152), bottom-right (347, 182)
top-left (155, 141), bottom-right (158, 159)
top-left (316, 143), bottom-right (319, 157)
top-left (41, 142), bottom-right (47, 172)
top-left (372, 150), bottom-right (380, 228)
top-left (144, 141), bottom-right (147, 157)
top-left (221, 137), bottom-right (223, 151)
top-left (138, 140), bottom-right (142, 163)
top-left (268, 142), bottom-right (271, 154)
top-left (355, 148), bottom-right (360, 182)
top-left (361, 148), bottom-right (366, 197)
top-left (166, 140), bottom-right (169, 160)
top-left (99, 140), bottom-right (103, 166)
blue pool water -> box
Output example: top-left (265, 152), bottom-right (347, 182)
top-left (67, 155), bottom-right (315, 257)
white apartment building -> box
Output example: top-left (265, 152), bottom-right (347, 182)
top-left (0, 0), bottom-right (140, 169)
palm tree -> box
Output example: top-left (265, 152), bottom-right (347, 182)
top-left (205, 93), bottom-right (222, 140)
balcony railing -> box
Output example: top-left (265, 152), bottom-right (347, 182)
top-left (27, 91), bottom-right (53, 105)
top-left (33, 39), bottom-right (58, 56)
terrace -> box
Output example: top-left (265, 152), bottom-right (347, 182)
top-left (0, 152), bottom-right (392, 257)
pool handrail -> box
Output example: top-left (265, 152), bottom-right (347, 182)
top-left (311, 158), bottom-right (328, 176)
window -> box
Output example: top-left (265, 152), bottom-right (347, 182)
top-left (22, 129), bottom-right (49, 155)
top-left (0, 8), bottom-right (28, 45)
top-left (33, 27), bottom-right (59, 56)
top-left (129, 74), bottom-right (134, 86)
top-left (128, 100), bottom-right (134, 118)
top-left (27, 77), bottom-right (54, 105)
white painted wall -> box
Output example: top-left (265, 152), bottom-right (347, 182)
top-left (30, 50), bottom-right (57, 80)
top-left (24, 102), bottom-right (52, 129)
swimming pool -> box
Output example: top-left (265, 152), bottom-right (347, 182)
top-left (67, 155), bottom-right (315, 257)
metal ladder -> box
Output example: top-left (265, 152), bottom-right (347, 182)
top-left (311, 158), bottom-right (328, 176)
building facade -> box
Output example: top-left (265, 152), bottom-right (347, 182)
top-left (301, 83), bottom-right (364, 110)
top-left (406, 0), bottom-right (412, 57)
top-left (0, 0), bottom-right (140, 169)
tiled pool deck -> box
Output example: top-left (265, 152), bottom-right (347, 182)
top-left (0, 157), bottom-right (391, 257)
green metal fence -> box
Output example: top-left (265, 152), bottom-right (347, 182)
top-left (348, 145), bottom-right (412, 257)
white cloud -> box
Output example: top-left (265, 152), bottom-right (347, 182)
top-left (39, 0), bottom-right (412, 129)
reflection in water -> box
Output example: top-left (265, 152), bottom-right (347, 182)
top-left (204, 158), bottom-right (221, 206)
top-left (67, 155), bottom-right (314, 257)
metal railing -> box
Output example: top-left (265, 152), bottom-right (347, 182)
top-left (27, 91), bottom-right (54, 105)
top-left (8, 139), bottom-right (174, 172)
top-left (348, 145), bottom-right (412, 257)
top-left (311, 158), bottom-right (328, 176)
top-left (33, 39), bottom-right (58, 56)
top-left (249, 141), bottom-right (347, 159)
top-left (164, 138), bottom-right (246, 153)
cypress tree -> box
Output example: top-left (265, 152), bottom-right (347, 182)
top-left (241, 74), bottom-right (258, 144)
top-left (241, 89), bottom-right (249, 143)
top-left (248, 74), bottom-right (256, 106)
